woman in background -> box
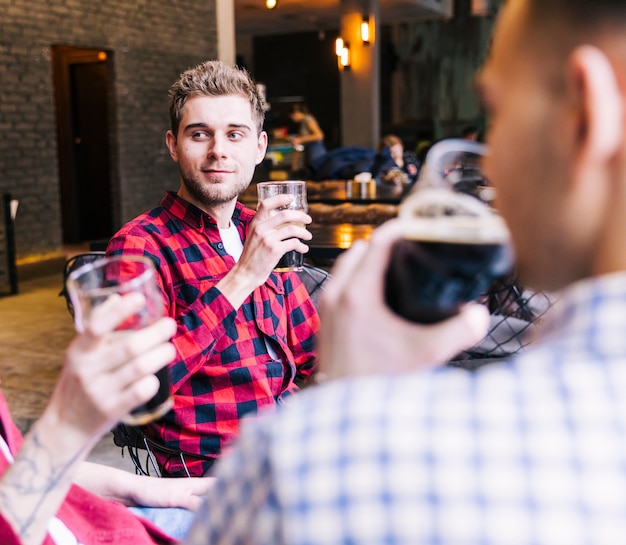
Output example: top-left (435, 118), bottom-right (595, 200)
top-left (289, 104), bottom-right (327, 175)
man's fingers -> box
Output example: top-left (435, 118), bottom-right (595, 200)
top-left (108, 317), bottom-right (177, 363)
top-left (83, 293), bottom-right (146, 337)
top-left (411, 303), bottom-right (490, 367)
top-left (112, 339), bottom-right (176, 388)
top-left (256, 194), bottom-right (296, 218)
top-left (75, 316), bottom-right (176, 378)
top-left (272, 223), bottom-right (313, 242)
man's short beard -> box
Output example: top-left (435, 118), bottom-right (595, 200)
top-left (182, 175), bottom-right (249, 208)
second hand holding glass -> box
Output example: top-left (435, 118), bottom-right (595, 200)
top-left (66, 255), bottom-right (173, 425)
top-left (257, 180), bottom-right (308, 272)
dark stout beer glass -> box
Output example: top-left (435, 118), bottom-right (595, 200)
top-left (384, 139), bottom-right (513, 324)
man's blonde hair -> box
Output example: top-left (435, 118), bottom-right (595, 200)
top-left (168, 60), bottom-right (266, 136)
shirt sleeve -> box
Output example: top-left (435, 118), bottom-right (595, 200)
top-left (184, 416), bottom-right (283, 545)
top-left (282, 273), bottom-right (320, 390)
top-left (107, 230), bottom-right (238, 391)
top-left (0, 517), bottom-right (23, 545)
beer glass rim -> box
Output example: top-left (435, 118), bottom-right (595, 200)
top-left (418, 138), bottom-right (488, 188)
top-left (257, 180), bottom-right (306, 188)
top-left (67, 255), bottom-right (156, 297)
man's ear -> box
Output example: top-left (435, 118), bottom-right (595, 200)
top-left (256, 130), bottom-right (269, 166)
top-left (568, 45), bottom-right (623, 164)
top-left (165, 130), bottom-right (179, 163)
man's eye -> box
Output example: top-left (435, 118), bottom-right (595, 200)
top-left (192, 131), bottom-right (209, 139)
top-left (229, 132), bottom-right (243, 141)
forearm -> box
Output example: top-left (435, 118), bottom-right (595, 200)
top-left (214, 261), bottom-right (262, 310)
top-left (299, 133), bottom-right (323, 144)
top-left (73, 462), bottom-right (141, 506)
top-left (75, 462), bottom-right (215, 511)
top-left (0, 418), bottom-right (92, 545)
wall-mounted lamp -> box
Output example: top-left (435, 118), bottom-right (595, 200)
top-left (335, 37), bottom-right (344, 56)
top-left (470, 0), bottom-right (493, 15)
top-left (266, 0), bottom-right (277, 9)
top-left (361, 16), bottom-right (370, 45)
top-left (339, 41), bottom-right (351, 69)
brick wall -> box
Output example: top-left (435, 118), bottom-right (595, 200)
top-left (0, 0), bottom-right (217, 260)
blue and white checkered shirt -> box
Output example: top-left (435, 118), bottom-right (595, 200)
top-left (186, 272), bottom-right (626, 545)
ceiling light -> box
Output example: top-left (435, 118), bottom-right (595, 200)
top-left (266, 0), bottom-right (277, 9)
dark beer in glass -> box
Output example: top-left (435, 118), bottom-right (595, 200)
top-left (385, 185), bottom-right (513, 324)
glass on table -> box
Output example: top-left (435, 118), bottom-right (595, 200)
top-left (66, 255), bottom-right (172, 425)
top-left (257, 180), bottom-right (308, 272)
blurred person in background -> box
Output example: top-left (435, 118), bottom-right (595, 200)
top-left (372, 134), bottom-right (421, 186)
top-left (289, 104), bottom-right (327, 176)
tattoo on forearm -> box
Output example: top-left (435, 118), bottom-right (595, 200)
top-left (0, 428), bottom-right (86, 539)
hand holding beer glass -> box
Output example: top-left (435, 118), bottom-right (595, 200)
top-left (66, 255), bottom-right (173, 425)
top-left (257, 180), bottom-right (308, 272)
top-left (385, 139), bottom-right (514, 324)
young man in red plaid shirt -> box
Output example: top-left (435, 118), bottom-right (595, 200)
top-left (107, 60), bottom-right (319, 477)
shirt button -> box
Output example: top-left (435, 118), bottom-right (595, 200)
top-left (217, 243), bottom-right (224, 249)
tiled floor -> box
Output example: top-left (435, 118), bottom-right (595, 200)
top-left (0, 270), bottom-right (135, 472)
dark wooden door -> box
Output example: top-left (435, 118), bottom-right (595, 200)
top-left (52, 46), bottom-right (113, 243)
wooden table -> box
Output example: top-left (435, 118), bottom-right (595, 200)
top-left (307, 223), bottom-right (377, 261)
top-left (307, 180), bottom-right (409, 205)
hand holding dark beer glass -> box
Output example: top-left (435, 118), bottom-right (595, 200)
top-left (257, 180), bottom-right (308, 272)
top-left (66, 255), bottom-right (173, 425)
top-left (385, 139), bottom-right (514, 324)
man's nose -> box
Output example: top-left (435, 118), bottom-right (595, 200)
top-left (208, 134), bottom-right (228, 158)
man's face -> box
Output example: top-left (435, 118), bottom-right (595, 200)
top-left (166, 95), bottom-right (267, 209)
top-left (477, 0), bottom-right (577, 290)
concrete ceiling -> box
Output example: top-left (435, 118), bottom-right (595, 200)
top-left (234, 0), bottom-right (452, 36)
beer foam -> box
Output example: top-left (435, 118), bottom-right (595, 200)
top-left (399, 188), bottom-right (510, 244)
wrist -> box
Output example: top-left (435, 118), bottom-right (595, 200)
top-left (34, 407), bottom-right (98, 462)
top-left (216, 263), bottom-right (261, 310)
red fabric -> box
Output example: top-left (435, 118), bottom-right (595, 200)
top-left (0, 393), bottom-right (175, 545)
top-left (107, 192), bottom-right (319, 476)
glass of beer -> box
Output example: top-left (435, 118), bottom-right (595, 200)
top-left (384, 138), bottom-right (514, 324)
top-left (66, 255), bottom-right (173, 425)
top-left (257, 180), bottom-right (308, 272)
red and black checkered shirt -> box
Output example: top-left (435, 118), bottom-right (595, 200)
top-left (107, 192), bottom-right (319, 476)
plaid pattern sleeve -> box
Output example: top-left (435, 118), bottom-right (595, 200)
top-left (107, 193), bottom-right (319, 476)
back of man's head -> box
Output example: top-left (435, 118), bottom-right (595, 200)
top-left (168, 60), bottom-right (266, 137)
top-left (524, 0), bottom-right (626, 43)
top-left (511, 0), bottom-right (626, 103)
top-left (528, 0), bottom-right (624, 20)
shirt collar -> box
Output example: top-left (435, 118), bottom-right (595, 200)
top-left (160, 191), bottom-right (256, 231)
top-left (533, 272), bottom-right (626, 359)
